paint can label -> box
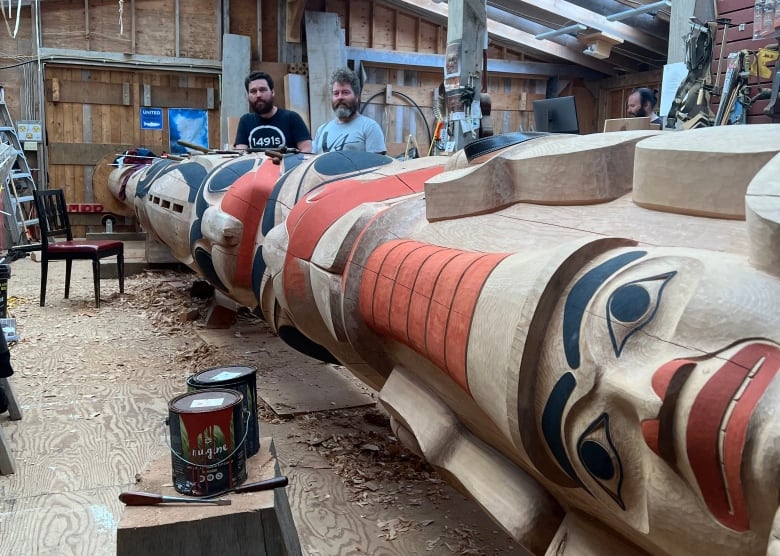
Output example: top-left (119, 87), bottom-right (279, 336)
top-left (187, 365), bottom-right (260, 457)
top-left (168, 388), bottom-right (247, 496)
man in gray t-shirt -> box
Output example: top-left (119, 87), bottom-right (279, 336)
top-left (313, 68), bottom-right (386, 154)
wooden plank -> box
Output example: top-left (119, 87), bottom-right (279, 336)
top-left (284, 74), bottom-right (311, 130)
top-left (179, 0), bottom-right (220, 59)
top-left (718, 0), bottom-right (753, 14)
top-left (286, 0), bottom-right (307, 43)
top-left (45, 79), bottom-right (132, 106)
top-left (396, 12), bottom-right (418, 52)
top-left (48, 143), bottom-right (165, 166)
top-left (305, 12), bottom-right (346, 132)
top-left (419, 20), bottom-right (440, 53)
top-left (372, 4), bottom-right (396, 50)
top-left (251, 62), bottom-right (289, 109)
top-left (149, 86), bottom-right (216, 109)
top-left (348, 0), bottom-right (372, 47)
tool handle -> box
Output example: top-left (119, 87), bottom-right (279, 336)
top-left (233, 476), bottom-right (289, 494)
top-left (119, 492), bottom-right (164, 506)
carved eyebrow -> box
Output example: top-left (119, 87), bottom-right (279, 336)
top-left (561, 251), bottom-right (646, 370)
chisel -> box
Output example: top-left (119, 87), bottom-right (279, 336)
top-left (118, 476), bottom-right (288, 506)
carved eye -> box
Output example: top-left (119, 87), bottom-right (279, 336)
top-left (607, 271), bottom-right (676, 357)
top-left (577, 413), bottom-right (625, 509)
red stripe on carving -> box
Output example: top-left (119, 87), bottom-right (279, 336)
top-left (221, 159), bottom-right (279, 287)
top-left (444, 255), bottom-right (509, 389)
top-left (360, 239), bottom-right (508, 392)
top-left (687, 343), bottom-right (779, 531)
top-left (285, 166), bottom-right (442, 263)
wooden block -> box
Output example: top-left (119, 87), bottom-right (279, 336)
top-left (117, 437), bottom-right (302, 556)
top-left (603, 116), bottom-right (656, 132)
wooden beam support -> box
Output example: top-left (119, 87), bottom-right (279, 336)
top-left (37, 48), bottom-right (220, 73)
top-left (346, 46), bottom-right (605, 79)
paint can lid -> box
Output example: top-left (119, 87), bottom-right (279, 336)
top-left (169, 388), bottom-right (243, 412)
top-left (188, 365), bottom-right (257, 386)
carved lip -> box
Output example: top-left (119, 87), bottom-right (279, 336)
top-left (647, 342), bottom-right (780, 531)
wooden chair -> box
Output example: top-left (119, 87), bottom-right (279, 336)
top-left (33, 189), bottom-right (124, 308)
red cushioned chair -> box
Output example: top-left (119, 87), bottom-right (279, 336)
top-left (33, 189), bottom-right (124, 308)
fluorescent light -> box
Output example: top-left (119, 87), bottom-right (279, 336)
top-left (535, 24), bottom-right (587, 40)
top-left (606, 0), bottom-right (671, 22)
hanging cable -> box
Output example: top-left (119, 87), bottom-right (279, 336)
top-left (360, 88), bottom-right (433, 149)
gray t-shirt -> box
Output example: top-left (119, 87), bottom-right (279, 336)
top-left (313, 114), bottom-right (386, 154)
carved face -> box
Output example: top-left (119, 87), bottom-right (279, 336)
top-left (531, 247), bottom-right (779, 550)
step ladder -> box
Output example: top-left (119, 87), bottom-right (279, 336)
top-left (0, 86), bottom-right (38, 251)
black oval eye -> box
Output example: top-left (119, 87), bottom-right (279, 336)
top-left (580, 440), bottom-right (615, 480)
top-left (609, 284), bottom-right (650, 323)
top-left (606, 271), bottom-right (676, 358)
top-left (578, 413), bottom-right (625, 509)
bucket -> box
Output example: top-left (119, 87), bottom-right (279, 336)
top-left (167, 388), bottom-right (248, 496)
top-left (186, 365), bottom-right (260, 457)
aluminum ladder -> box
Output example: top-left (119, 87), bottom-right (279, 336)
top-left (0, 86), bottom-right (38, 250)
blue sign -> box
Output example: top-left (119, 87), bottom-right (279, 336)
top-left (140, 107), bottom-right (163, 130)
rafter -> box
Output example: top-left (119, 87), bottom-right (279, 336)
top-left (505, 0), bottom-right (667, 55)
top-left (393, 0), bottom-right (617, 75)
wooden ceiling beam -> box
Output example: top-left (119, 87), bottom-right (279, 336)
top-left (392, 0), bottom-right (617, 75)
top-left (493, 0), bottom-right (667, 55)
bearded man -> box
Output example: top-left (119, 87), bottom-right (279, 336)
top-left (312, 67), bottom-right (386, 154)
top-left (234, 71), bottom-right (312, 152)
top-left (626, 87), bottom-right (662, 125)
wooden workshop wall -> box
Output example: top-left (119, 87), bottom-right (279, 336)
top-left (0, 0), bottom-right (220, 216)
top-left (39, 0), bottom-right (220, 59)
top-left (44, 66), bottom-right (219, 208)
top-left (716, 0), bottom-right (779, 123)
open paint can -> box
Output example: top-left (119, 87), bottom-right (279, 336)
top-left (167, 388), bottom-right (248, 496)
top-left (186, 365), bottom-right (260, 457)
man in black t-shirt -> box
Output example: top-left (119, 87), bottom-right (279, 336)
top-left (234, 71), bottom-right (312, 152)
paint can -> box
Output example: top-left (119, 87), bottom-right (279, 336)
top-left (167, 389), bottom-right (248, 496)
top-left (186, 365), bottom-right (260, 457)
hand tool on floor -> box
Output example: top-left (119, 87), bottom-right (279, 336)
top-left (118, 492), bottom-right (232, 506)
top-left (118, 476), bottom-right (289, 506)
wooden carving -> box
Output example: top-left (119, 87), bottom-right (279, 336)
top-left (95, 126), bottom-right (780, 555)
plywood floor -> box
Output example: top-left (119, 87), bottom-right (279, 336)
top-left (0, 257), bottom-right (521, 555)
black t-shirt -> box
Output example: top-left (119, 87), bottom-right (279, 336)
top-left (234, 108), bottom-right (311, 150)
